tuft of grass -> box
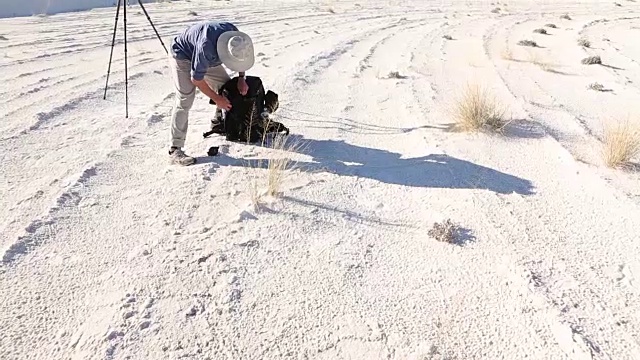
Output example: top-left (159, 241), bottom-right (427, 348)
top-left (249, 178), bottom-right (262, 210)
top-left (265, 134), bottom-right (294, 197)
top-left (533, 28), bottom-right (548, 34)
top-left (561, 13), bottom-right (572, 20)
top-left (260, 123), bottom-right (307, 197)
top-left (443, 34), bottom-right (453, 40)
top-left (518, 39), bottom-right (538, 47)
top-left (588, 82), bottom-right (605, 91)
top-left (527, 51), bottom-right (556, 72)
top-left (545, 23), bottom-right (558, 28)
top-left (501, 47), bottom-right (514, 61)
top-left (187, 10), bottom-right (198, 16)
top-left (582, 55), bottom-right (602, 65)
top-left (246, 122), bottom-right (307, 208)
top-left (451, 84), bottom-right (510, 133)
top-left (578, 38), bottom-right (591, 47)
top-left (602, 119), bottom-right (640, 169)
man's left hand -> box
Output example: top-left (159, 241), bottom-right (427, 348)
top-left (238, 77), bottom-right (248, 95)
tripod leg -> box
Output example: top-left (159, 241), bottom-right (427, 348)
top-left (124, 0), bottom-right (129, 118)
top-left (137, 0), bottom-right (168, 54)
top-left (103, 0), bottom-right (121, 100)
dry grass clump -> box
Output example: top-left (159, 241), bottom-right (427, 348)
top-left (248, 130), bottom-right (306, 208)
top-left (443, 34), bottom-right (453, 40)
top-left (545, 23), bottom-right (558, 28)
top-left (527, 51), bottom-right (556, 72)
top-left (578, 38), bottom-right (591, 47)
top-left (533, 28), bottom-right (548, 34)
top-left (602, 119), bottom-right (640, 169)
top-left (518, 39), bottom-right (538, 47)
top-left (588, 82), bottom-right (606, 91)
top-left (264, 134), bottom-right (294, 196)
top-left (561, 13), bottom-right (572, 20)
top-left (187, 10), bottom-right (198, 16)
top-left (501, 47), bottom-right (514, 61)
top-left (451, 84), bottom-right (509, 133)
top-left (582, 55), bottom-right (602, 65)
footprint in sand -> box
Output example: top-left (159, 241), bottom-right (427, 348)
top-left (121, 293), bottom-right (156, 333)
top-left (616, 264), bottom-right (637, 290)
top-left (146, 113), bottom-right (164, 126)
top-left (316, 314), bottom-right (387, 358)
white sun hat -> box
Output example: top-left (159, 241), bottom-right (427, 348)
top-left (217, 30), bottom-right (255, 72)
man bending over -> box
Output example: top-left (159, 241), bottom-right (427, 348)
top-left (167, 20), bottom-right (255, 165)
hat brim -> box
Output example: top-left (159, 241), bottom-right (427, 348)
top-left (217, 31), bottom-right (255, 73)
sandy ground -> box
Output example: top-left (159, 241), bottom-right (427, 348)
top-left (1, 0), bottom-right (640, 359)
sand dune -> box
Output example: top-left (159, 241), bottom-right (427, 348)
top-left (1, 0), bottom-right (639, 359)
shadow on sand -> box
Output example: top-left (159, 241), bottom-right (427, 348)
top-left (196, 135), bottom-right (535, 196)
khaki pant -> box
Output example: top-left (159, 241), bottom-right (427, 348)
top-left (167, 54), bottom-right (230, 148)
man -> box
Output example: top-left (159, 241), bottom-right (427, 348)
top-left (167, 20), bottom-right (255, 165)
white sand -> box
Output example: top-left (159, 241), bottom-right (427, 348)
top-left (1, 0), bottom-right (640, 359)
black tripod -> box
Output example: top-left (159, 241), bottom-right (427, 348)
top-left (103, 0), bottom-right (168, 118)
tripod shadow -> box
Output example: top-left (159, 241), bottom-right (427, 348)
top-left (286, 135), bottom-right (535, 194)
top-left (277, 109), bottom-right (449, 135)
top-left (196, 135), bottom-right (535, 195)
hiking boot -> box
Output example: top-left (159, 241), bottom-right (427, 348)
top-left (169, 147), bottom-right (196, 166)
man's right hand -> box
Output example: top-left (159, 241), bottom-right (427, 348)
top-left (212, 94), bottom-right (232, 111)
top-left (192, 78), bottom-right (232, 111)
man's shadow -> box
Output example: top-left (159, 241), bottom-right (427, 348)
top-left (198, 134), bottom-right (535, 195)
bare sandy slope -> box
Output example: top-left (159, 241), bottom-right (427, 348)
top-left (1, 0), bottom-right (640, 359)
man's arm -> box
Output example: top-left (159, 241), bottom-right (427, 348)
top-left (192, 79), bottom-right (223, 101)
top-left (190, 40), bottom-right (230, 108)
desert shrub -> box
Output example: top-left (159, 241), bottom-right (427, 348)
top-left (443, 34), bottom-right (453, 40)
top-left (545, 23), bottom-right (557, 28)
top-left (518, 39), bottom-right (538, 47)
top-left (561, 13), bottom-right (572, 20)
top-left (533, 28), bottom-right (548, 34)
top-left (387, 71), bottom-right (407, 79)
top-left (588, 82), bottom-right (605, 91)
top-left (582, 55), bottom-right (602, 65)
top-left (428, 219), bottom-right (458, 243)
top-left (578, 38), bottom-right (591, 47)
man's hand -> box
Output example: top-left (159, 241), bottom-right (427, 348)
top-left (237, 77), bottom-right (248, 96)
top-left (192, 78), bottom-right (232, 110)
top-left (213, 94), bottom-right (232, 111)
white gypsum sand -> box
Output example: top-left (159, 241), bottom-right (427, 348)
top-left (1, 0), bottom-right (640, 359)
